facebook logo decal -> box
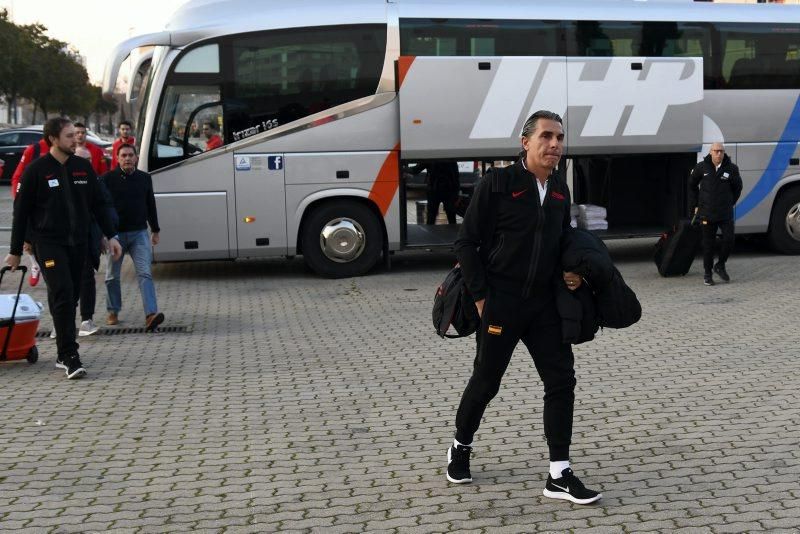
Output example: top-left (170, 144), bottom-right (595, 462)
top-left (268, 155), bottom-right (283, 171)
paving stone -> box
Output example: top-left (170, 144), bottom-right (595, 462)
top-left (0, 217), bottom-right (796, 533)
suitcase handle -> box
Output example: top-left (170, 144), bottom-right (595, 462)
top-left (0, 265), bottom-right (29, 360)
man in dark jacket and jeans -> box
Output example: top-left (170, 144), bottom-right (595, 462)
top-left (102, 144), bottom-right (164, 331)
top-left (447, 110), bottom-right (601, 505)
top-left (688, 143), bottom-right (743, 285)
top-left (5, 117), bottom-right (122, 379)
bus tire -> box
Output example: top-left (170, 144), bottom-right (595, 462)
top-left (301, 200), bottom-right (383, 278)
top-left (768, 186), bottom-right (800, 254)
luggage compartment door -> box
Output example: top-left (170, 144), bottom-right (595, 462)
top-left (153, 192), bottom-right (230, 261)
top-left (397, 56), bottom-right (703, 158)
top-left (566, 57), bottom-right (703, 154)
top-left (398, 56), bottom-right (567, 160)
top-left (233, 153), bottom-right (287, 258)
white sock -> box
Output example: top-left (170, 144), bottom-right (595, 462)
top-left (453, 438), bottom-right (472, 449)
top-left (549, 460), bottom-right (570, 479)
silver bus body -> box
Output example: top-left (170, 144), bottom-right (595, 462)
top-left (104, 0), bottom-right (800, 276)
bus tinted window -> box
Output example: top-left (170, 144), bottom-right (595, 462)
top-left (400, 19), bottom-right (561, 56)
top-left (566, 21), bottom-right (709, 57)
top-left (227, 24), bottom-right (386, 141)
top-left (565, 21), bottom-right (712, 85)
top-left (717, 23), bottom-right (800, 89)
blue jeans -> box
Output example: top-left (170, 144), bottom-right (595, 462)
top-left (105, 230), bottom-right (158, 316)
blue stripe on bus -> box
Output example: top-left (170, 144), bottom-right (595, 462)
top-left (736, 95), bottom-right (800, 220)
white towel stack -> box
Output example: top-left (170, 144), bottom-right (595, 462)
top-left (576, 204), bottom-right (608, 231)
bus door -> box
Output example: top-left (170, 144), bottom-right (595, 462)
top-left (233, 153), bottom-right (287, 257)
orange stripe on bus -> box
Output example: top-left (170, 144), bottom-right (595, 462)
top-left (368, 145), bottom-right (400, 217)
top-left (397, 56), bottom-right (416, 89)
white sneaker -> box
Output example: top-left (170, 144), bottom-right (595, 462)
top-left (78, 320), bottom-right (99, 337)
top-left (49, 329), bottom-right (56, 339)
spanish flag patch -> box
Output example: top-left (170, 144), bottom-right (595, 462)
top-left (487, 325), bottom-right (503, 335)
top-left (44, 260), bottom-right (55, 268)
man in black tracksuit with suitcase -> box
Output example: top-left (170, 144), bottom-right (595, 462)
top-left (5, 118), bottom-right (122, 379)
top-left (447, 111), bottom-right (602, 505)
top-left (688, 143), bottom-right (743, 286)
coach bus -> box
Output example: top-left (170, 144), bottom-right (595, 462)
top-left (103, 0), bottom-right (800, 277)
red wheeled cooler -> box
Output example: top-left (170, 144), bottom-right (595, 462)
top-left (0, 266), bottom-right (41, 364)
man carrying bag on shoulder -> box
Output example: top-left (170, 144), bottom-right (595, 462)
top-left (445, 111), bottom-right (602, 505)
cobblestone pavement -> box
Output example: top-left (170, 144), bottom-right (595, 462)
top-left (1, 188), bottom-right (799, 533)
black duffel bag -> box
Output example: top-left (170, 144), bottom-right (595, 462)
top-left (432, 264), bottom-right (480, 338)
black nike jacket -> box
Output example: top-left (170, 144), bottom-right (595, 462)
top-left (454, 159), bottom-right (571, 301)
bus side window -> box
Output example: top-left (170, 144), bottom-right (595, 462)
top-left (227, 24), bottom-right (387, 141)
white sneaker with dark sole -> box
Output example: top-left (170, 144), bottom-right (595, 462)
top-left (542, 468), bottom-right (602, 505)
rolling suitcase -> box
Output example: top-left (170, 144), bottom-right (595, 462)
top-left (0, 266), bottom-right (41, 364)
top-left (653, 219), bottom-right (701, 277)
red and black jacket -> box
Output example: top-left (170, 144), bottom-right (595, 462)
top-left (10, 139), bottom-right (49, 199)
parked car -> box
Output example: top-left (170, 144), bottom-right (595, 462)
top-left (0, 125), bottom-right (111, 183)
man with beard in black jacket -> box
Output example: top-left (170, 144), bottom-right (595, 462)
top-left (688, 143), bottom-right (743, 286)
top-left (446, 110), bottom-right (602, 505)
top-left (5, 117), bottom-right (122, 379)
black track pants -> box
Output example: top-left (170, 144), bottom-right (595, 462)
top-left (455, 288), bottom-right (576, 461)
top-left (426, 190), bottom-right (457, 224)
top-left (34, 242), bottom-right (86, 357)
top-left (79, 254), bottom-right (96, 321)
top-left (702, 219), bottom-right (735, 274)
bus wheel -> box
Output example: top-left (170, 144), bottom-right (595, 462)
top-left (301, 201), bottom-right (383, 278)
top-left (768, 186), bottom-right (800, 254)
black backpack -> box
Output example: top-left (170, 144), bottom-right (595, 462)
top-left (432, 169), bottom-right (508, 338)
top-left (432, 264), bottom-right (481, 338)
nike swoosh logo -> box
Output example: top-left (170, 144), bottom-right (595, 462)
top-left (512, 189), bottom-right (528, 198)
top-left (552, 483), bottom-right (570, 492)
top-left (703, 173), bottom-right (710, 176)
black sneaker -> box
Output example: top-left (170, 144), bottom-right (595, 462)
top-left (446, 444), bottom-right (472, 484)
top-left (713, 264), bottom-right (730, 282)
top-left (65, 354), bottom-right (86, 379)
top-left (543, 468), bottom-right (602, 505)
top-left (704, 273), bottom-right (714, 286)
top-left (55, 356), bottom-right (67, 370)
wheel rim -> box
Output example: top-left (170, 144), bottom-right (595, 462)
top-left (786, 202), bottom-right (800, 242)
top-left (319, 218), bottom-right (366, 263)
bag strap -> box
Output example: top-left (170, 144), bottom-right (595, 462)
top-left (32, 141), bottom-right (40, 159)
top-left (437, 266), bottom-right (462, 338)
top-left (479, 166), bottom-right (510, 259)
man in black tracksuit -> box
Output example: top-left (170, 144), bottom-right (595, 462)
top-left (688, 143), bottom-right (743, 286)
top-left (5, 118), bottom-right (122, 379)
top-left (446, 111), bottom-right (602, 505)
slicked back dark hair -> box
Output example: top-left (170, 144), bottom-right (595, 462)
top-left (520, 110), bottom-right (563, 139)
